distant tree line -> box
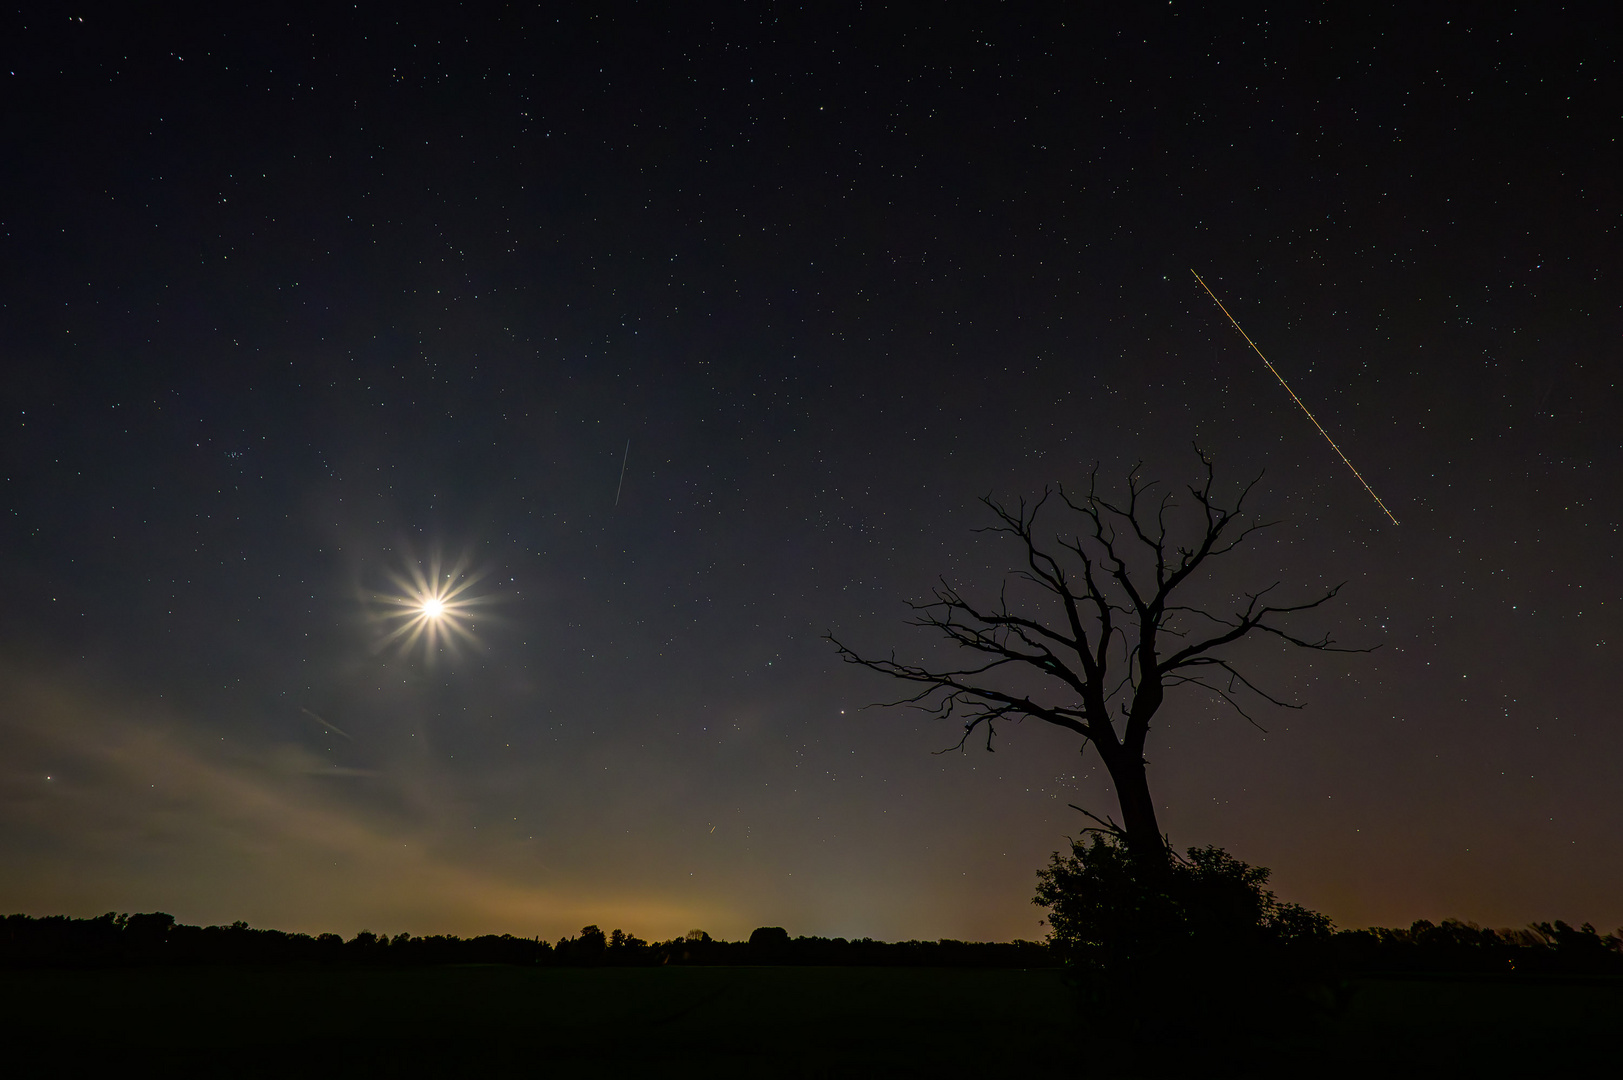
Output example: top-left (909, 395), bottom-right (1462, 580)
top-left (0, 913), bottom-right (1049, 970)
top-left (4, 908), bottom-right (1619, 976)
top-left (1324, 918), bottom-right (1623, 977)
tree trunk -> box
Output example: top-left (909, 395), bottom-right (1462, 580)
top-left (1100, 746), bottom-right (1166, 865)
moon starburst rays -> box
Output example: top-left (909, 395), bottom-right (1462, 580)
top-left (371, 550), bottom-right (489, 663)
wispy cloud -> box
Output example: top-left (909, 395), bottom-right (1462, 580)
top-left (0, 666), bottom-right (715, 939)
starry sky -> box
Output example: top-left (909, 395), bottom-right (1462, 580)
top-left (2, 5), bottom-right (1619, 943)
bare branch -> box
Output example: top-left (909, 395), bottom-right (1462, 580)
top-left (826, 449), bottom-right (1373, 857)
top-left (1067, 803), bottom-right (1127, 842)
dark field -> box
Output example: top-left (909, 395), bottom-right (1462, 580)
top-left (2, 965), bottom-right (1618, 1077)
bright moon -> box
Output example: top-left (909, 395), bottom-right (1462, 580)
top-left (373, 550), bottom-right (488, 664)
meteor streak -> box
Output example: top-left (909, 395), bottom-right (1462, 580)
top-left (1191, 270), bottom-right (1399, 525)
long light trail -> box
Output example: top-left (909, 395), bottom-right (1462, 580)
top-left (1191, 269), bottom-right (1399, 525)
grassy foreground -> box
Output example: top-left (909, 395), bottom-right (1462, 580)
top-left (2, 964), bottom-right (1619, 1076)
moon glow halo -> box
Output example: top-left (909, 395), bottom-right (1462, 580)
top-left (373, 551), bottom-right (487, 662)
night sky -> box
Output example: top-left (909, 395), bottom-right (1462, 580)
top-left (3, 5), bottom-right (1619, 943)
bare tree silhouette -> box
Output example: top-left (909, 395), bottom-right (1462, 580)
top-left (828, 450), bottom-right (1369, 865)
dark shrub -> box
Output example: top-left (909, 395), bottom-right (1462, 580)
top-left (748, 926), bottom-right (790, 961)
top-left (1034, 832), bottom-right (1332, 975)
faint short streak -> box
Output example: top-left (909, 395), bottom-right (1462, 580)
top-left (299, 707), bottom-right (353, 741)
top-left (614, 439), bottom-right (630, 506)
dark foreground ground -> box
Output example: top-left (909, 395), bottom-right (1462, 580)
top-left (2, 964), bottom-right (1618, 1077)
